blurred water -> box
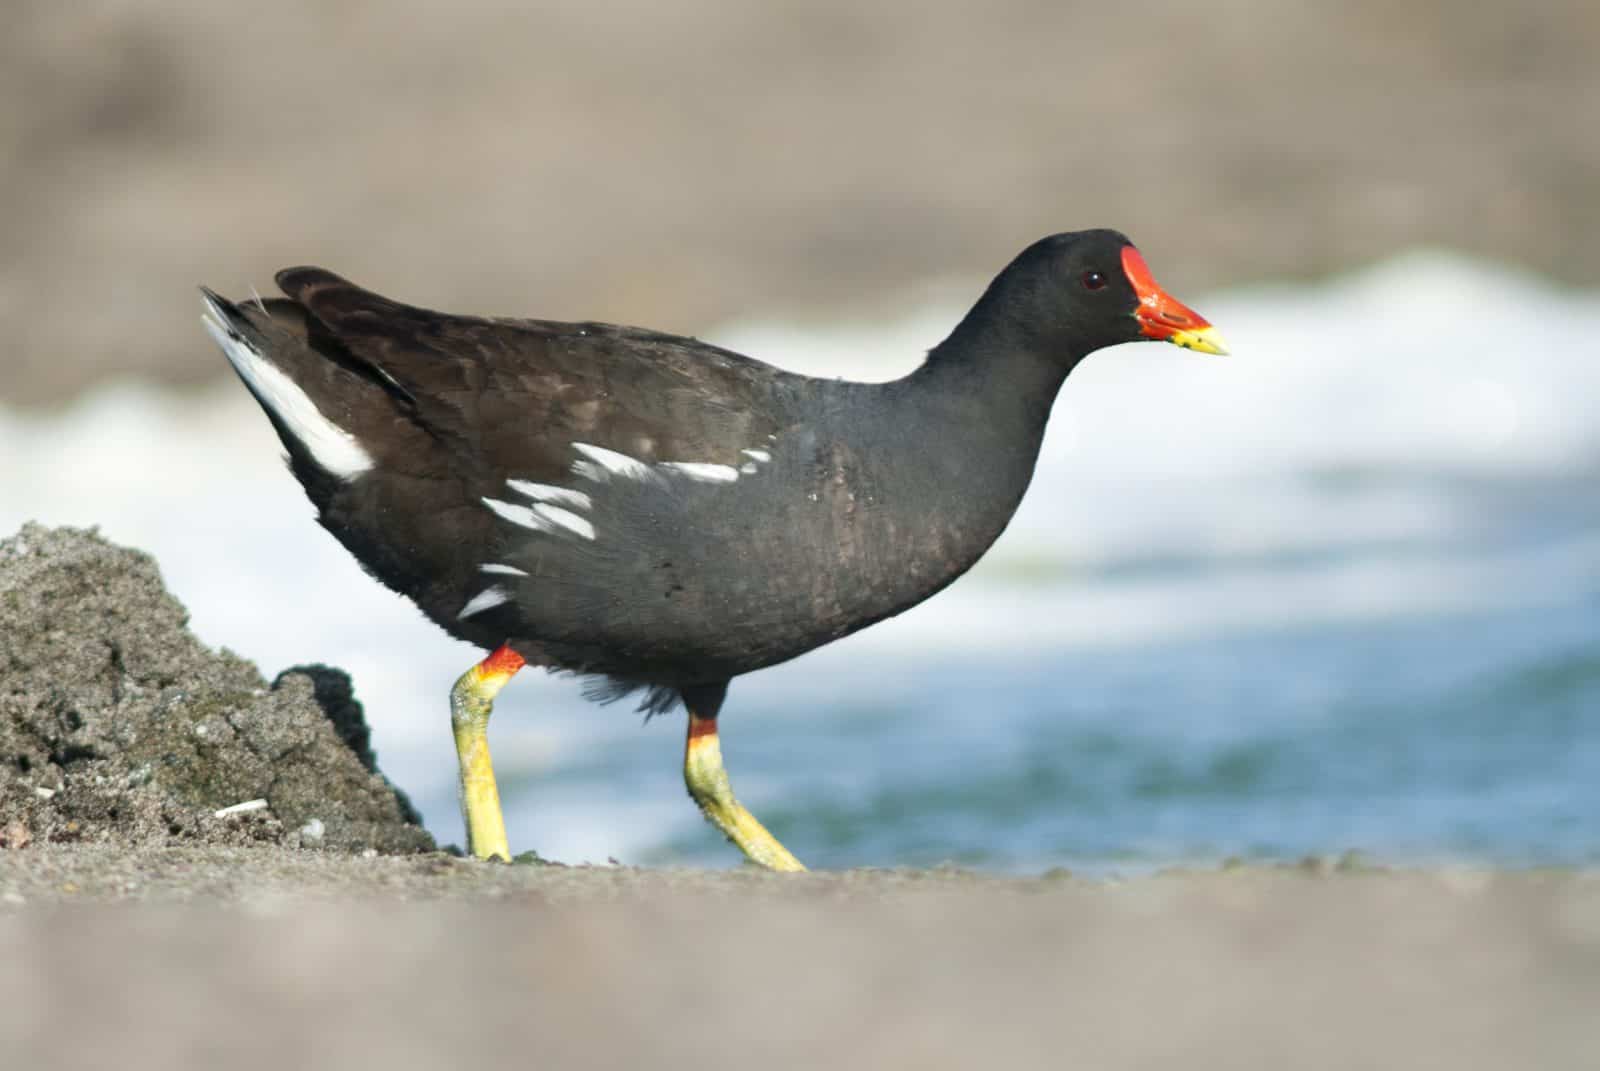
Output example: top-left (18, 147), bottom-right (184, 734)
top-left (2, 252), bottom-right (1596, 870)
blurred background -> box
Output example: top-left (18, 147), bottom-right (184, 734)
top-left (2, 0), bottom-right (1597, 870)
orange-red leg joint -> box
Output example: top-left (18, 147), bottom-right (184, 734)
top-left (450, 643), bottom-right (525, 862)
top-left (683, 711), bottom-right (806, 872)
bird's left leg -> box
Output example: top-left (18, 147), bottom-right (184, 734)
top-left (681, 682), bottom-right (806, 872)
top-left (449, 642), bottom-right (524, 861)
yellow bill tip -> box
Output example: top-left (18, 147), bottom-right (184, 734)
top-left (1168, 324), bottom-right (1230, 356)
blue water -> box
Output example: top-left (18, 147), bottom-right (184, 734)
top-left (715, 598), bottom-right (1600, 871)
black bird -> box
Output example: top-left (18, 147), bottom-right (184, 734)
top-left (201, 229), bottom-right (1226, 869)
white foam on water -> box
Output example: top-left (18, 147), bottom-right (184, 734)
top-left (3, 252), bottom-right (1596, 863)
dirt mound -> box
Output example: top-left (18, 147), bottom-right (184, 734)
top-left (0, 523), bottom-right (432, 854)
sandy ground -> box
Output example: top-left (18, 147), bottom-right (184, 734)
top-left (2, 847), bottom-right (1597, 1070)
top-left (4, 1), bottom-right (1599, 404)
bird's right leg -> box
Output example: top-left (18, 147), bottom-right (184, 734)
top-left (681, 682), bottom-right (806, 872)
top-left (449, 642), bottom-right (524, 861)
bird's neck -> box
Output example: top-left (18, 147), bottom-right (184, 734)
top-left (897, 298), bottom-right (1082, 461)
top-left (847, 307), bottom-right (1082, 579)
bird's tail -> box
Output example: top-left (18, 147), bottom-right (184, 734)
top-left (200, 286), bottom-right (376, 484)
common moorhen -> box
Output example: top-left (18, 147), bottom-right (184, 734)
top-left (201, 229), bottom-right (1226, 869)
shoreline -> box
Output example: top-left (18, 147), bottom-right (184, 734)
top-left (9, 842), bottom-right (1584, 908)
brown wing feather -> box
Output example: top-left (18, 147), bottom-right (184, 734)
top-left (273, 266), bottom-right (796, 487)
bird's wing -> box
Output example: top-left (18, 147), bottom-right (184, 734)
top-left (274, 266), bottom-right (795, 486)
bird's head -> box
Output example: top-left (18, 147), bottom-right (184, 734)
top-left (985, 229), bottom-right (1228, 361)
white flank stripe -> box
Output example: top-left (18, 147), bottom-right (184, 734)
top-left (458, 587), bottom-right (509, 619)
top-left (483, 497), bottom-right (595, 540)
top-left (482, 497), bottom-right (544, 530)
top-left (480, 563), bottom-right (529, 577)
top-left (506, 479), bottom-right (592, 510)
top-left (572, 443), bottom-right (656, 481)
top-left (202, 304), bottom-right (373, 480)
top-left (533, 503), bottom-right (595, 539)
top-left (661, 462), bottom-right (739, 483)
top-left (741, 448), bottom-right (772, 463)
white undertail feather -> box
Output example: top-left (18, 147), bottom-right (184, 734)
top-left (479, 563), bottom-right (530, 577)
top-left (201, 296), bottom-right (373, 481)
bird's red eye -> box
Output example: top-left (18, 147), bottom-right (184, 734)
top-left (1082, 271), bottom-right (1107, 291)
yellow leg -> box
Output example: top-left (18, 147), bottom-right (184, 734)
top-left (449, 643), bottom-right (524, 861)
top-left (683, 687), bottom-right (806, 872)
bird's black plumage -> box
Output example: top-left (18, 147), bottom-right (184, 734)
top-left (204, 229), bottom-right (1186, 714)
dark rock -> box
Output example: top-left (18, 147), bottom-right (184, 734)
top-left (272, 663), bottom-right (426, 828)
top-left (0, 523), bottom-right (433, 854)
